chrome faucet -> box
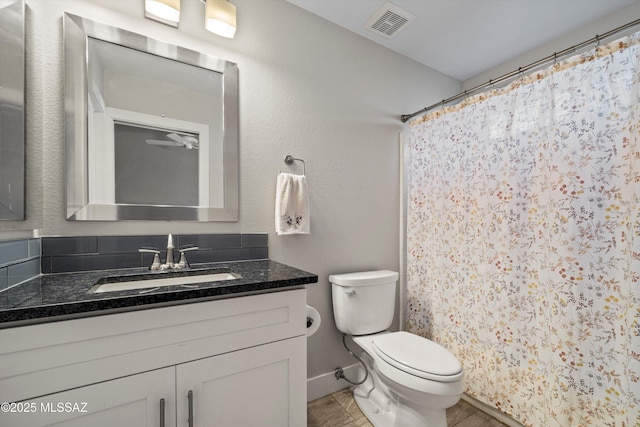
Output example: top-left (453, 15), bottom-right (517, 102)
top-left (165, 233), bottom-right (175, 266)
top-left (139, 234), bottom-right (199, 271)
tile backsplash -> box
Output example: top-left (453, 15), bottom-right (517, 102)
top-left (0, 239), bottom-right (41, 291)
top-left (41, 233), bottom-right (269, 274)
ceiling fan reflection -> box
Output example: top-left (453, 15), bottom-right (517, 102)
top-left (145, 133), bottom-right (199, 149)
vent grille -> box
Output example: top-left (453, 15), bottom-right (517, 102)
top-left (365, 2), bottom-right (415, 38)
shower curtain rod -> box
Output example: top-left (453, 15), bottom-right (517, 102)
top-left (400, 18), bottom-right (640, 123)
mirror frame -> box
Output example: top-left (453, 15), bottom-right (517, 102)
top-left (0, 0), bottom-right (25, 220)
top-left (63, 13), bottom-right (239, 221)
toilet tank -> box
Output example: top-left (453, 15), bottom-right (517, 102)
top-left (330, 270), bottom-right (399, 335)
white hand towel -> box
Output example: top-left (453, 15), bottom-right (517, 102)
top-left (275, 172), bottom-right (310, 235)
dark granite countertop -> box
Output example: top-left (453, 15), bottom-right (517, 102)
top-left (0, 260), bottom-right (317, 328)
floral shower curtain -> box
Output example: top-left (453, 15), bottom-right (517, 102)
top-left (406, 31), bottom-right (639, 427)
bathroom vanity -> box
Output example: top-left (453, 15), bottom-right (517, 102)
top-left (0, 260), bottom-right (317, 427)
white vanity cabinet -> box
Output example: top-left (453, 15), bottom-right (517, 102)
top-left (0, 367), bottom-right (176, 427)
top-left (0, 289), bottom-right (307, 427)
top-left (176, 336), bottom-right (305, 427)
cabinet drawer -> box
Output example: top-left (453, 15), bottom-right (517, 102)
top-left (0, 289), bottom-right (306, 402)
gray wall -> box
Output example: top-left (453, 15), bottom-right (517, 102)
top-left (2, 0), bottom-right (460, 385)
top-left (463, 1), bottom-right (640, 90)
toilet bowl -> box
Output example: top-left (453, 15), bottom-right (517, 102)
top-left (352, 332), bottom-right (463, 427)
top-left (330, 271), bottom-right (464, 427)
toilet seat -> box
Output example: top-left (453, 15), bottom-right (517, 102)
top-left (372, 332), bottom-right (463, 382)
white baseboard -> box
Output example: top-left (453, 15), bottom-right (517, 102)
top-left (307, 363), bottom-right (360, 402)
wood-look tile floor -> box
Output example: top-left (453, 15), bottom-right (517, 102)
top-left (308, 388), bottom-right (509, 427)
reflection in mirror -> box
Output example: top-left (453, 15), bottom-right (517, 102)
top-left (64, 13), bottom-right (239, 221)
top-left (0, 0), bottom-right (25, 220)
top-left (113, 124), bottom-right (200, 206)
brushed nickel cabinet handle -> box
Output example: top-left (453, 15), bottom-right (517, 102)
top-left (188, 390), bottom-right (194, 427)
top-left (159, 398), bottom-right (165, 427)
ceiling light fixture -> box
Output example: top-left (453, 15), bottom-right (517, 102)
top-left (204, 0), bottom-right (236, 38)
top-left (144, 0), bottom-right (181, 27)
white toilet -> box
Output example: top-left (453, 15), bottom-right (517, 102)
top-left (330, 270), bottom-right (464, 427)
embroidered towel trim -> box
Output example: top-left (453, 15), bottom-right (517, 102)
top-left (275, 172), bottom-right (310, 235)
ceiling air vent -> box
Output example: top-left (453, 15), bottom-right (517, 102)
top-left (364, 2), bottom-right (416, 39)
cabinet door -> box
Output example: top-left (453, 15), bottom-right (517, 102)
top-left (176, 336), bottom-right (306, 427)
top-left (0, 367), bottom-right (176, 427)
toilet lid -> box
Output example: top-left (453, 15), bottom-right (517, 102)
top-left (372, 332), bottom-right (463, 381)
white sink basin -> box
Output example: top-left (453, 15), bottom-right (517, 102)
top-left (90, 272), bottom-right (240, 294)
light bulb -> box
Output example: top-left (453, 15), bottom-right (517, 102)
top-left (205, 0), bottom-right (236, 38)
top-left (144, 0), bottom-right (180, 27)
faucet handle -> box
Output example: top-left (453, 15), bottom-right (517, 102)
top-left (177, 246), bottom-right (199, 269)
top-left (139, 248), bottom-right (161, 270)
top-left (139, 248), bottom-right (160, 254)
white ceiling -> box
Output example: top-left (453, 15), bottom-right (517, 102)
top-left (286, 0), bottom-right (638, 81)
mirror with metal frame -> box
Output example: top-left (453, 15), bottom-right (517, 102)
top-left (64, 13), bottom-right (239, 221)
top-left (0, 0), bottom-right (25, 220)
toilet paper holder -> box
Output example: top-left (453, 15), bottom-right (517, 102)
top-left (306, 305), bottom-right (321, 337)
